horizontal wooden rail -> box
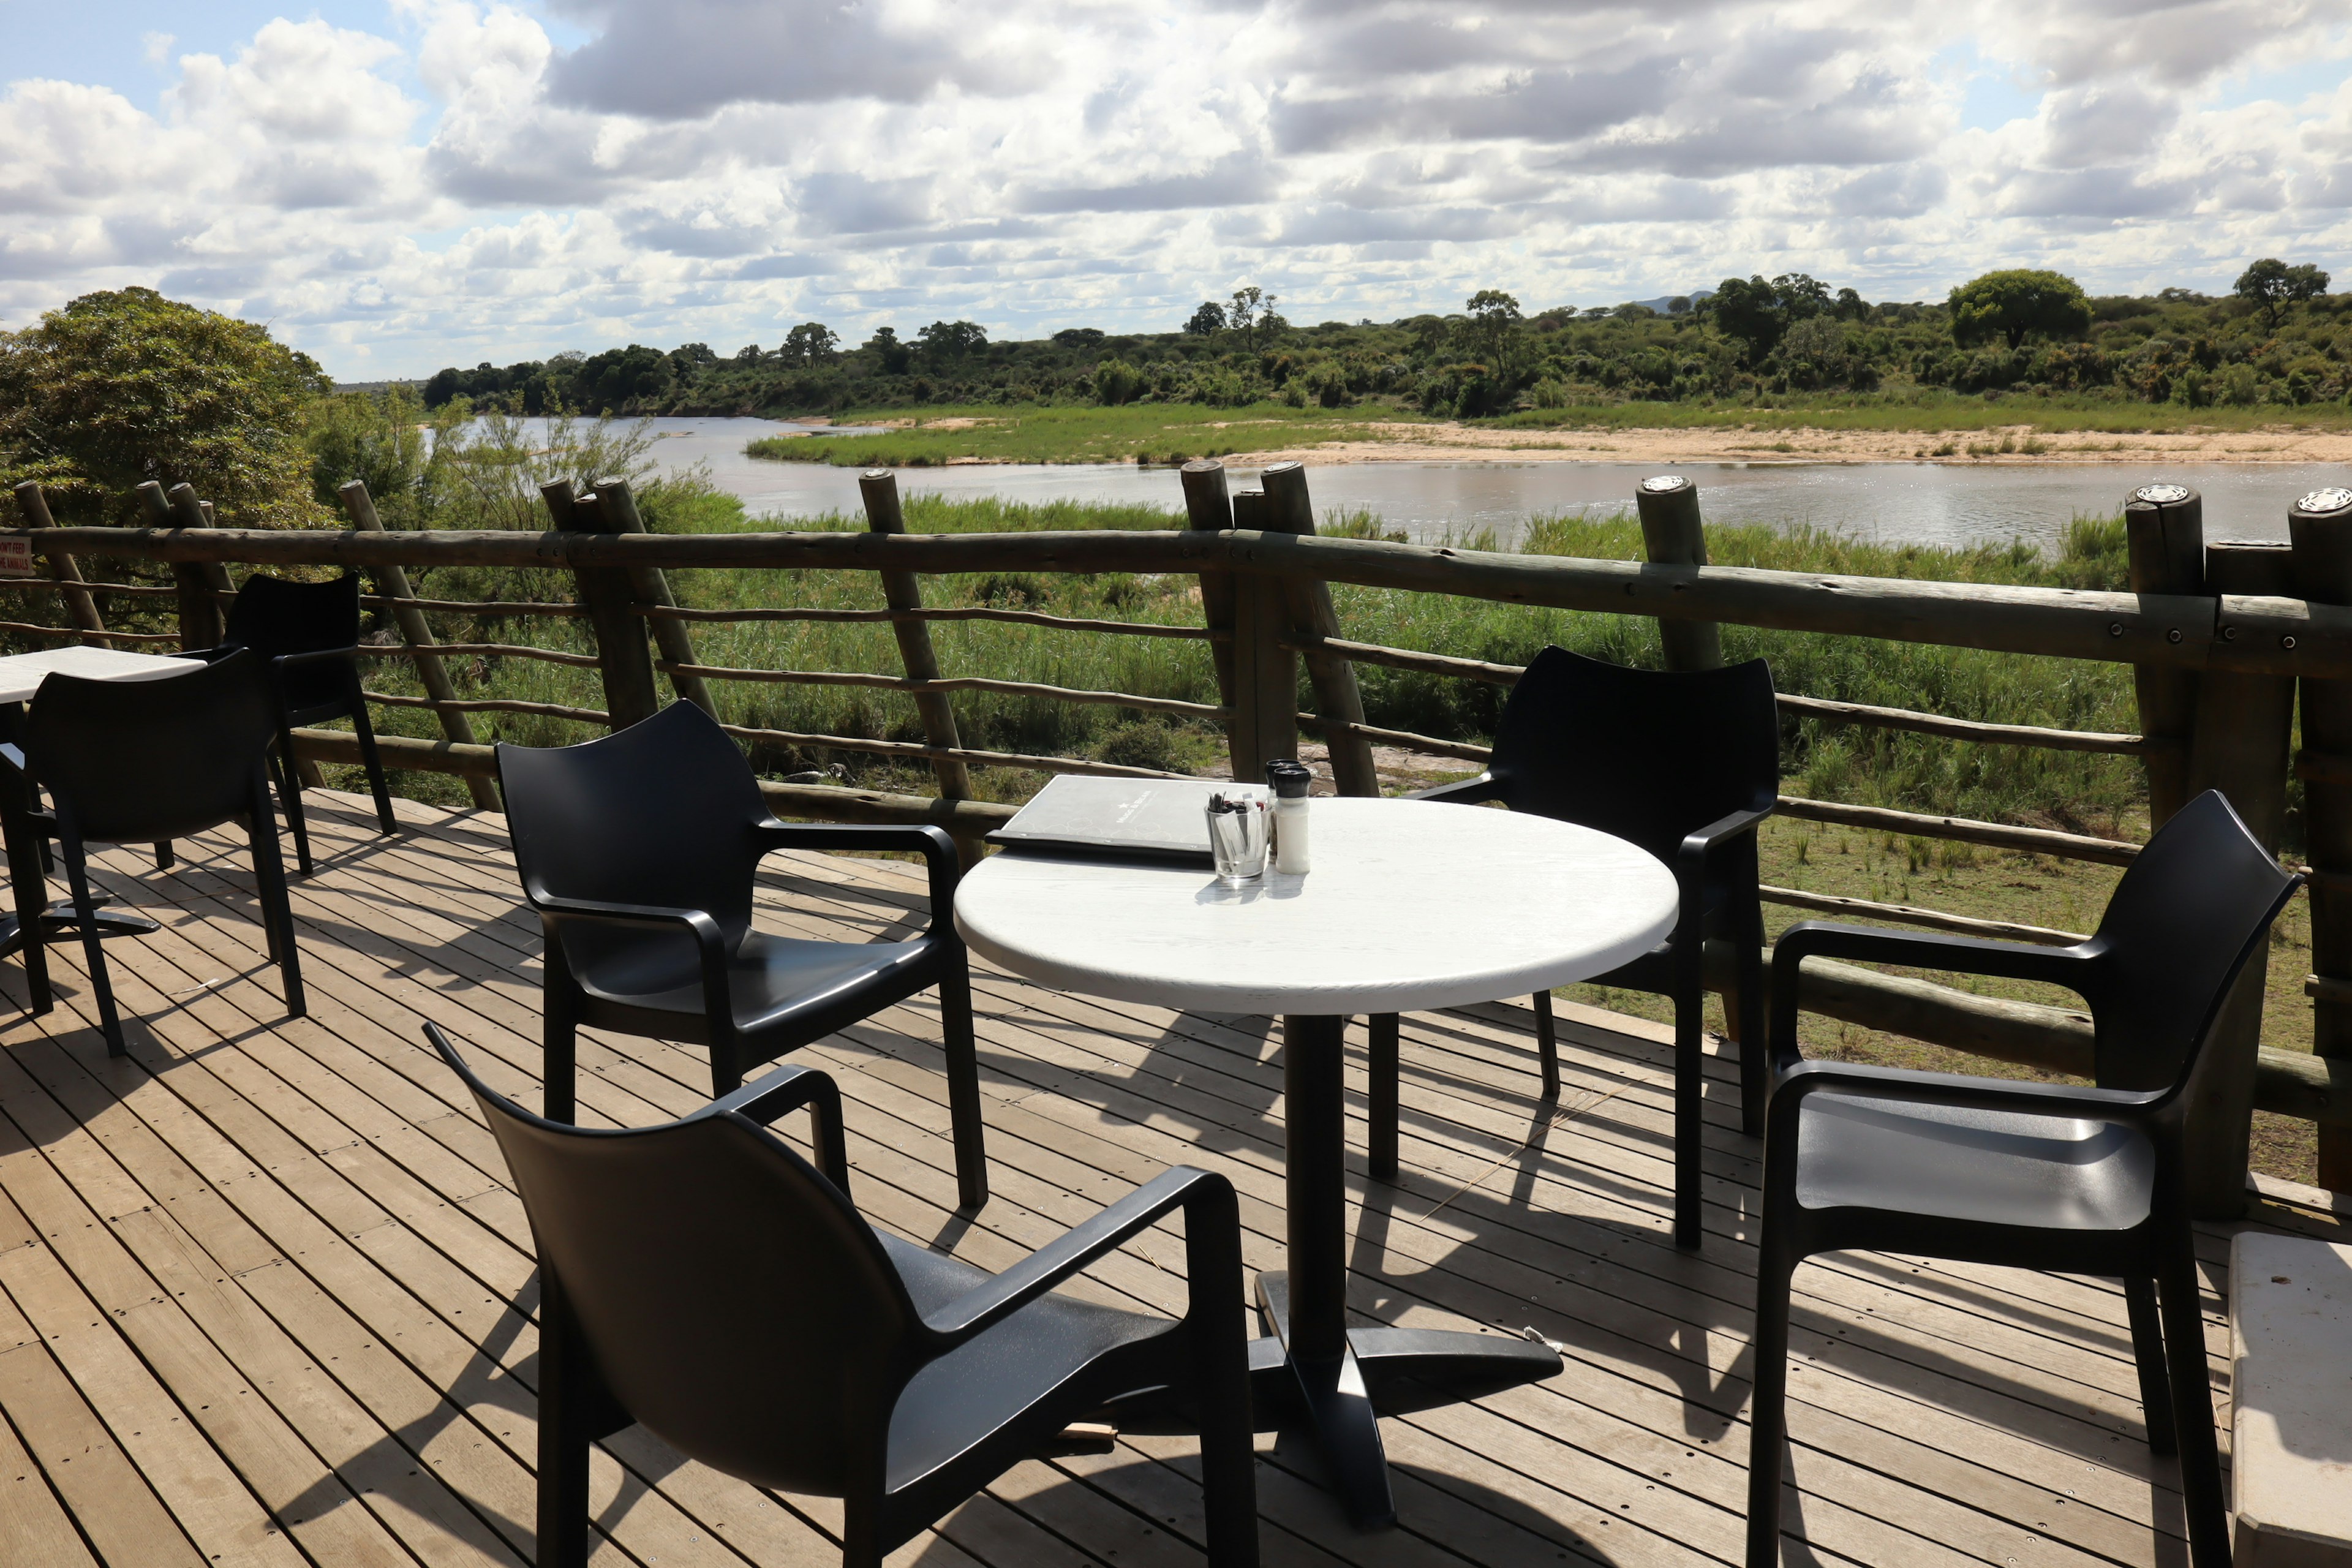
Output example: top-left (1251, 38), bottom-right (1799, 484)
top-left (1773, 796), bottom-right (2141, 864)
top-left (641, 603), bottom-right (1218, 639)
top-left (361, 595), bottom-right (587, 617)
top-left (0, 620), bottom-right (179, 646)
top-left (364, 692), bottom-right (610, 725)
top-left (654, 660), bottom-right (1228, 720)
top-left (1298, 714), bottom-right (1493, 764)
top-left (353, 641), bottom-right (601, 668)
top-left (1757, 884), bottom-right (2089, 945)
top-left (1774, 693), bottom-right (2153, 756)
top-left (710, 722), bottom-right (1199, 781)
top-left (1290, 634), bottom-right (2151, 755)
top-left (29, 524), bottom-right (2352, 680)
top-left (3, 578), bottom-right (183, 600)
top-left (288, 724), bottom-right (1019, 834)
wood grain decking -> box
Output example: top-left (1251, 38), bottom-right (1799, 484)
top-left (0, 789), bottom-right (2343, 1568)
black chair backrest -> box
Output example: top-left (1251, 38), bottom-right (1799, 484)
top-left (1486, 646), bottom-right (1781, 863)
top-left (224, 574), bottom-right (362, 709)
top-left (428, 1028), bottom-right (921, 1492)
top-left (499, 702), bottom-right (769, 959)
top-left (24, 649), bottom-right (277, 843)
top-left (2082, 789), bottom-right (2301, 1093)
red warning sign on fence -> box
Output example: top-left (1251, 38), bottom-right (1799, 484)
top-left (0, 537), bottom-right (32, 577)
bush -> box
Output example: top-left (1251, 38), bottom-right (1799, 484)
top-left (1092, 359), bottom-right (1145, 405)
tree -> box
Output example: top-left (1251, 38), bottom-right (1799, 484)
top-left (1948, 269), bottom-right (2091, 351)
top-left (0, 287), bottom-right (330, 527)
top-left (1227, 286), bottom-right (1276, 349)
top-left (1834, 287), bottom-right (1869, 320)
top-left (2234, 258), bottom-right (2331, 327)
top-left (865, 327), bottom-right (911, 374)
top-left (1707, 274), bottom-right (1834, 360)
top-left (1182, 302), bottom-right (1226, 336)
top-left (916, 320), bottom-right (987, 360)
top-left (1464, 290), bottom-right (1523, 366)
top-left (782, 322), bottom-right (839, 364)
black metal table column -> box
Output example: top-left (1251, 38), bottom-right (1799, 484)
top-left (1248, 1013), bottom-right (1562, 1528)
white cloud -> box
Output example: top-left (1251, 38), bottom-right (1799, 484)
top-left (2, 0), bottom-right (2349, 375)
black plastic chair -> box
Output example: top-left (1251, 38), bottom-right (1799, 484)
top-left (1373, 646), bottom-right (1779, 1249)
top-left (0, 650), bottom-right (304, 1056)
top-left (181, 572), bottom-right (394, 876)
top-left (424, 1022), bottom-right (1259, 1568)
top-left (497, 700), bottom-right (993, 1208)
top-left (1746, 789), bottom-right (2299, 1568)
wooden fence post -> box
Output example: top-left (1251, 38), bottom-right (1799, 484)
top-left (1226, 488), bottom-right (1298, 783)
top-left (2180, 535), bottom-right (2296, 1219)
top-left (592, 477), bottom-right (716, 718)
top-left (1179, 461), bottom-right (1240, 709)
top-left (541, 481), bottom-right (660, 730)
top-left (2290, 485), bottom-right (2352, 1191)
top-left (1634, 475), bottom-right (1724, 671)
top-left (137, 481), bottom-right (225, 649)
top-left (12, 483), bottom-right (107, 642)
top-left (1260, 462), bottom-right (1379, 796)
top-left (337, 480), bottom-right (500, 812)
top-left (2124, 483), bottom-right (2204, 829)
top-left (858, 472), bottom-right (973, 811)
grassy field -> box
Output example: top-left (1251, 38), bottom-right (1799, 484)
top-left (739, 393), bottom-right (2352, 470)
top-left (288, 488), bottom-right (2321, 1186)
top-left (747, 403), bottom-right (1428, 467)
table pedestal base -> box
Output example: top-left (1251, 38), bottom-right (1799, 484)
top-left (1248, 1271), bottom-right (1560, 1528)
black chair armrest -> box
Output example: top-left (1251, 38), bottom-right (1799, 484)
top-left (1678, 804), bottom-right (1773, 865)
top-left (1404, 772), bottom-right (1503, 805)
top-left (921, 1166), bottom-right (1234, 1346)
top-left (268, 646), bottom-right (363, 669)
top-left (1768, 919), bottom-right (2098, 1072)
top-left (1768, 1057), bottom-right (2163, 1137)
top-left (709, 1063), bottom-right (850, 1193)
top-left (527, 886), bottom-right (733, 1031)
top-left (750, 821), bottom-right (960, 933)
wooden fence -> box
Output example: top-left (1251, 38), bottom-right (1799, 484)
top-left (7, 466), bottom-right (2351, 1210)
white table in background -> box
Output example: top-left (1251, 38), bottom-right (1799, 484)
top-left (955, 796), bottom-right (1678, 1527)
top-left (0, 645), bottom-right (189, 706)
top-left (0, 646), bottom-right (195, 958)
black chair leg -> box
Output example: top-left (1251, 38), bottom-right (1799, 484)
top-left (2, 803), bottom-right (53, 1014)
top-left (2157, 1232), bottom-right (2231, 1567)
top-left (543, 988), bottom-right (579, 1124)
top-left (1187, 1179), bottom-right (1260, 1568)
top-left (248, 781), bottom-right (304, 1019)
top-left (1671, 938), bottom-right (1706, 1250)
top-left (1532, 989), bottom-right (1560, 1101)
top-left (1735, 907), bottom-right (1768, 1138)
top-left (153, 842), bottom-right (173, 872)
top-left (535, 1270), bottom-right (595, 1568)
top-left (348, 693), bottom-right (397, 837)
top-left (1368, 1012), bottom-right (1400, 1181)
top-left (2124, 1273), bottom-right (2177, 1455)
top-left (938, 954), bottom-right (990, 1210)
top-left (1746, 1233), bottom-right (1799, 1567)
top-left (272, 728), bottom-right (314, 876)
top-left (57, 832), bottom-right (124, 1057)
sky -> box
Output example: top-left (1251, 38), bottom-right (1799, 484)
top-left (2, 0), bottom-right (2351, 381)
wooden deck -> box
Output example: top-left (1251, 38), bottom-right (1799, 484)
top-left (0, 791), bottom-right (2344, 1568)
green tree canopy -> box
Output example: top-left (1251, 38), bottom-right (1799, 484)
top-left (0, 287), bottom-right (331, 527)
top-left (782, 322), bottom-right (840, 364)
top-left (2233, 258), bottom-right (2331, 326)
top-left (1948, 269), bottom-right (2091, 351)
top-left (1709, 274), bottom-right (1829, 363)
top-left (1464, 290), bottom-right (1523, 365)
top-left (1183, 301), bottom-right (1226, 335)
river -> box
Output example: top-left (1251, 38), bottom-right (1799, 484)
top-left (608, 417), bottom-right (2352, 553)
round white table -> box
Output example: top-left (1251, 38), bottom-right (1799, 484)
top-left (956, 796), bottom-right (1678, 1527)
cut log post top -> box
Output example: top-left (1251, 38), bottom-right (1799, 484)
top-left (1258, 461), bottom-right (1378, 796)
top-left (1634, 474), bottom-right (1724, 673)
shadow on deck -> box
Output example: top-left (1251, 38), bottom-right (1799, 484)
top-left (0, 790), bottom-right (2342, 1568)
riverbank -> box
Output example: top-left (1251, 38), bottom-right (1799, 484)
top-left (750, 399), bottom-right (2352, 471)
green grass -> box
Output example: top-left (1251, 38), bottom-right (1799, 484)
top-left (744, 402), bottom-right (1431, 467)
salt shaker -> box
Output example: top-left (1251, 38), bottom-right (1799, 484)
top-left (1264, 760), bottom-right (1312, 874)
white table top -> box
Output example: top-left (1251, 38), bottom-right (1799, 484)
top-left (0, 647), bottom-right (189, 706)
top-left (954, 797), bottom-right (1679, 1017)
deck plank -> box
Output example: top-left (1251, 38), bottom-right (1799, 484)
top-left (0, 788), bottom-right (2314, 1568)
